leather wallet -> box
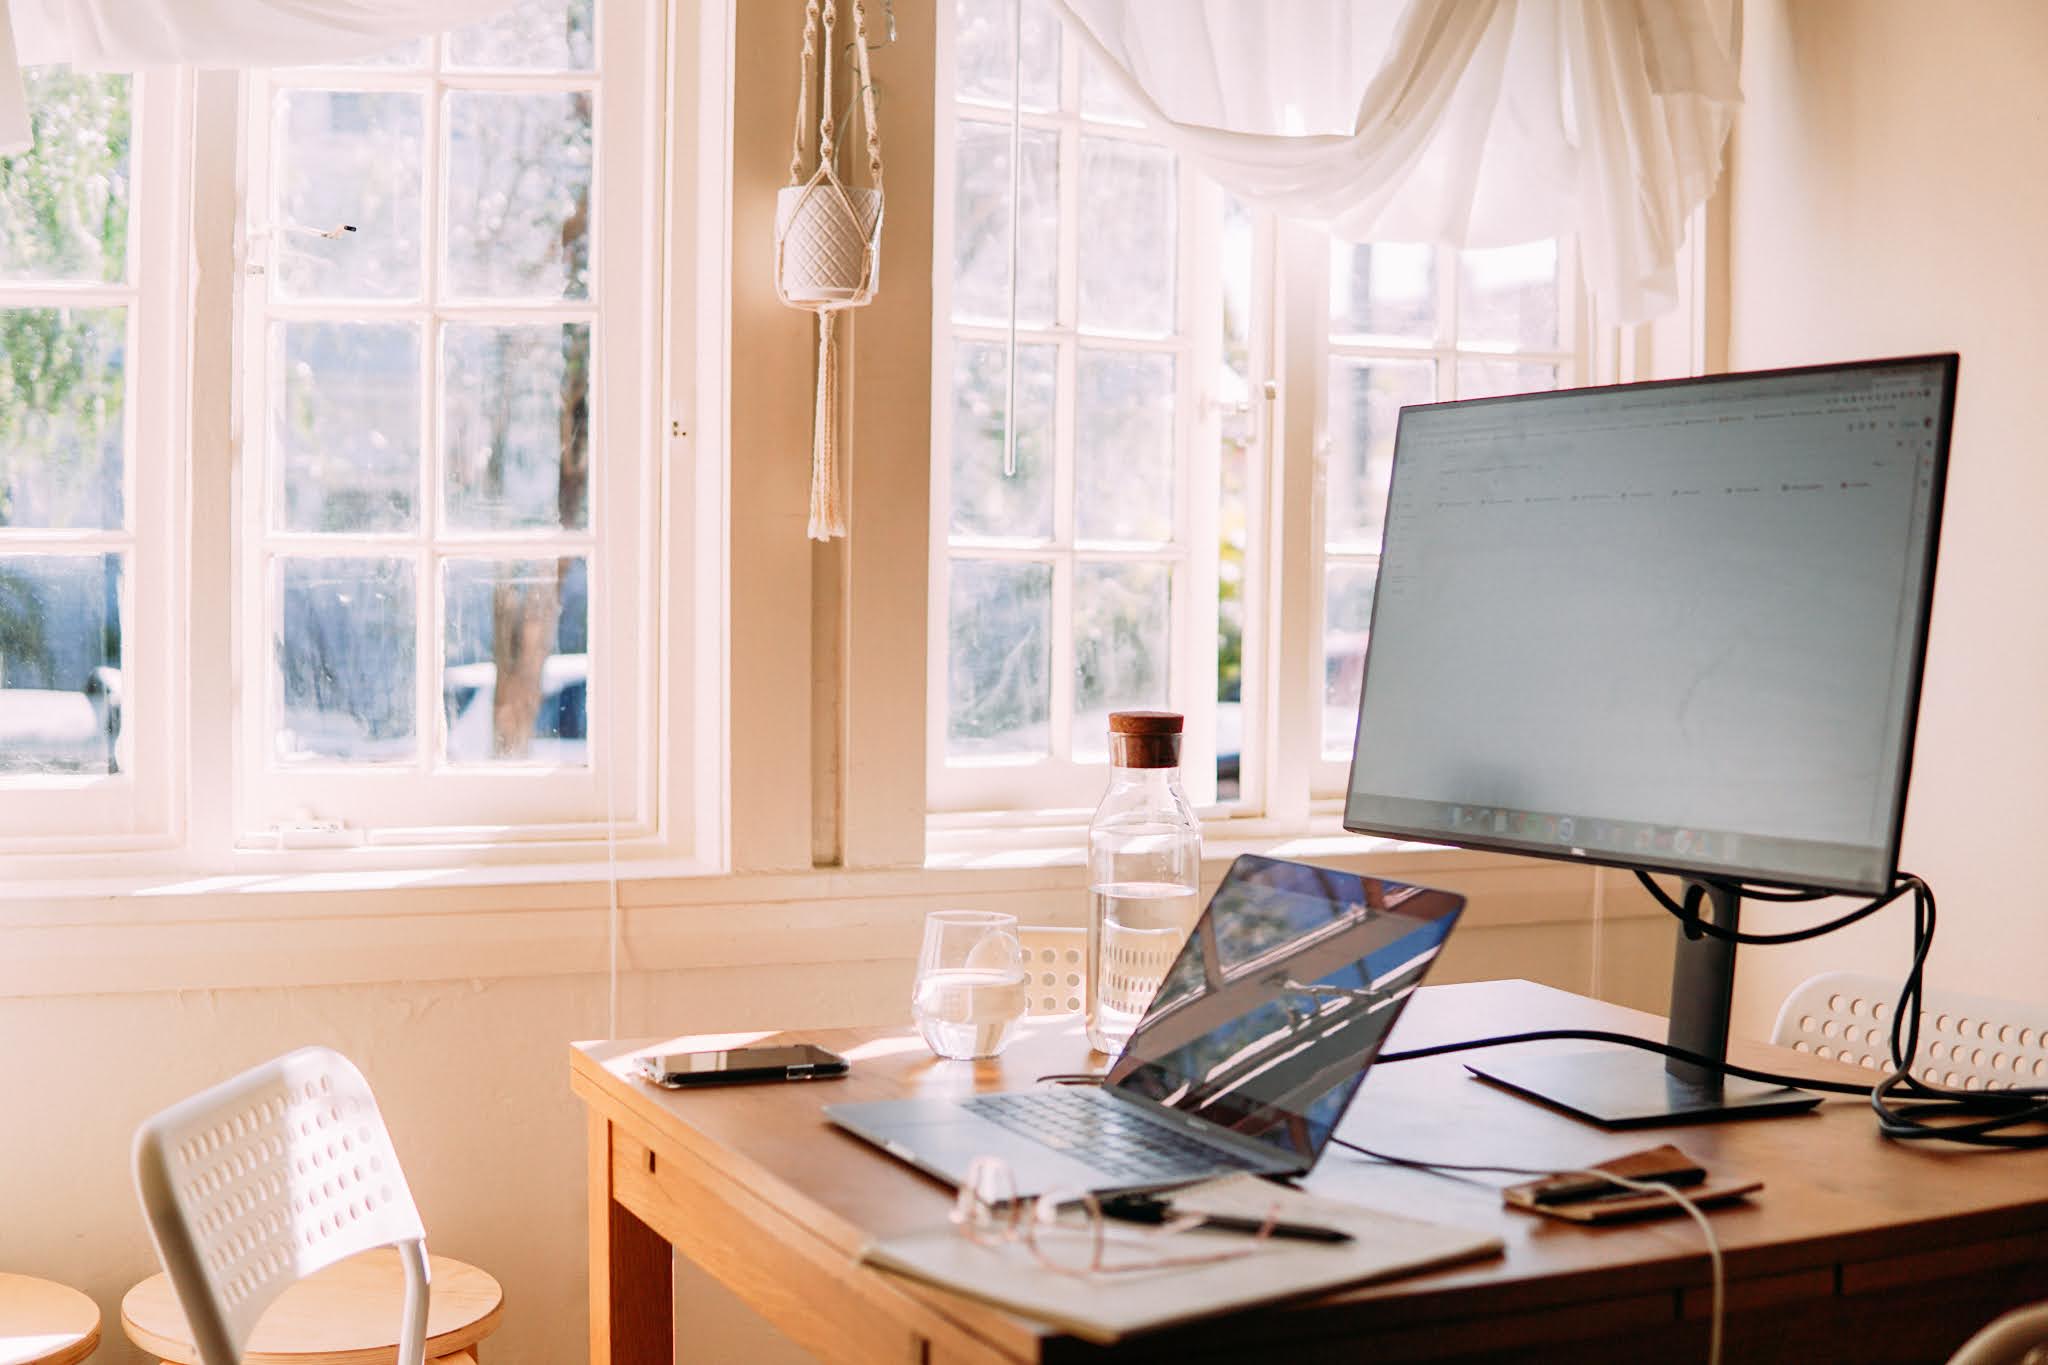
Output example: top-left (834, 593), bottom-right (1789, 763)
top-left (1502, 1144), bottom-right (1761, 1224)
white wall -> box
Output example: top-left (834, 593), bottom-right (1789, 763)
top-left (1726, 2), bottom-right (2048, 1031)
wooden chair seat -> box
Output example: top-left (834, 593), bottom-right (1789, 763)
top-left (0, 1273), bottom-right (100, 1365)
top-left (121, 1248), bottom-right (502, 1365)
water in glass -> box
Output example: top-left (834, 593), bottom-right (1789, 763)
top-left (913, 911), bottom-right (1028, 1060)
top-left (1088, 879), bottom-right (1200, 1045)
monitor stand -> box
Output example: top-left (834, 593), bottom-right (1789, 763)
top-left (1468, 878), bottom-right (1823, 1128)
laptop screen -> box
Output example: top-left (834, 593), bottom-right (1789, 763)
top-left (1104, 855), bottom-right (1465, 1162)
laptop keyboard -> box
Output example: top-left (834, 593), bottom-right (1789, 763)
top-left (962, 1088), bottom-right (1261, 1182)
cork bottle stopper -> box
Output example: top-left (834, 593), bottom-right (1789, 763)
top-left (1108, 710), bottom-right (1183, 768)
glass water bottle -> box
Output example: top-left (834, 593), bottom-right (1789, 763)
top-left (1086, 711), bottom-right (1202, 1055)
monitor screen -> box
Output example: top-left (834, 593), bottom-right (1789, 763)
top-left (1342, 356), bottom-right (1955, 895)
top-left (1106, 854), bottom-right (1464, 1161)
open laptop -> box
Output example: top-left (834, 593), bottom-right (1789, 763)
top-left (826, 854), bottom-right (1466, 1198)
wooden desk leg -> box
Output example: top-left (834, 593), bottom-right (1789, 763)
top-left (589, 1110), bottom-right (674, 1364)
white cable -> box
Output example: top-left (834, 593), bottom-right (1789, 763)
top-left (605, 697), bottom-right (620, 1039)
top-left (1347, 1148), bottom-right (1724, 1365)
top-left (1000, 0), bottom-right (1022, 479)
top-left (1582, 1169), bottom-right (1722, 1365)
top-left (603, 523), bottom-right (623, 1040)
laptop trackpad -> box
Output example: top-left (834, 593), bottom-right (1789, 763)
top-left (830, 1101), bottom-right (1111, 1195)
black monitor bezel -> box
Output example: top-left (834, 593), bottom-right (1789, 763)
top-left (1339, 353), bottom-right (1958, 896)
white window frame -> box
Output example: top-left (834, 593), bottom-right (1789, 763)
top-left (0, 69), bottom-right (189, 852)
top-left (232, 8), bottom-right (663, 846)
top-left (1305, 234), bottom-right (1588, 798)
top-left (1, 0), bottom-right (728, 881)
top-left (927, 12), bottom-right (1223, 817)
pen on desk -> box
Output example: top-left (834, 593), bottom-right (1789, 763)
top-left (1185, 1211), bottom-right (1354, 1243)
top-left (1097, 1193), bottom-right (1354, 1243)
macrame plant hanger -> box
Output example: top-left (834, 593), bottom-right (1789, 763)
top-left (775, 0), bottom-right (885, 541)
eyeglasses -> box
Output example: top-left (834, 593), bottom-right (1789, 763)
top-left (949, 1156), bottom-right (1277, 1278)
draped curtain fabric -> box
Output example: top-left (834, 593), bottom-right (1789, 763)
top-left (0, 0), bottom-right (520, 151)
top-left (1050, 0), bottom-right (1742, 323)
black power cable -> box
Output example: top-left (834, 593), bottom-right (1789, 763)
top-left (1375, 1027), bottom-right (1869, 1094)
top-left (1375, 872), bottom-right (2048, 1149)
top-left (1631, 869), bottom-right (1913, 945)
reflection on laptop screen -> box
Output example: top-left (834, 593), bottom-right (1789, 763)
top-left (1104, 856), bottom-right (1464, 1161)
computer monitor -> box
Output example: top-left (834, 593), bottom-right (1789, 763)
top-left (1340, 354), bottom-right (1957, 1126)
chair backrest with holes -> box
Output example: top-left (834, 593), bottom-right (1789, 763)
top-left (1099, 917), bottom-right (1186, 1020)
top-left (132, 1046), bottom-right (430, 1365)
top-left (1772, 971), bottom-right (2048, 1092)
top-left (1017, 925), bottom-right (1087, 1016)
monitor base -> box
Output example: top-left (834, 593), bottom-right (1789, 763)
top-left (1468, 1049), bottom-right (1822, 1129)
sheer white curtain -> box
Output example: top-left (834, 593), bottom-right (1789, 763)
top-left (0, 0), bottom-right (519, 150)
top-left (1050, 0), bottom-right (1742, 323)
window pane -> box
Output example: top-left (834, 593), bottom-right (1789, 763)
top-left (445, 91), bottom-right (594, 301)
top-left (1217, 197), bottom-right (1254, 801)
top-left (950, 339), bottom-right (1054, 540)
top-left (0, 306), bottom-right (126, 531)
top-left (1078, 138), bottom-right (1174, 334)
top-left (1075, 351), bottom-right (1174, 545)
top-left (275, 557), bottom-right (416, 764)
top-left (444, 322), bottom-right (591, 532)
top-left (1322, 561), bottom-right (1377, 759)
top-left (1330, 241), bottom-right (1435, 343)
top-left (1458, 240), bottom-right (1560, 348)
top-left (1456, 359), bottom-right (1560, 401)
top-left (272, 322), bottom-right (420, 533)
top-left (953, 0), bottom-right (1059, 110)
top-left (1072, 561), bottom-right (1170, 762)
top-left (951, 122), bottom-right (1056, 326)
top-left (448, 0), bottom-right (596, 70)
top-left (1080, 51), bottom-right (1142, 125)
top-left (273, 90), bottom-right (424, 300)
top-left (443, 557), bottom-right (588, 765)
top-left (1324, 357), bottom-right (1433, 549)
top-left (947, 558), bottom-right (1050, 759)
top-left (0, 70), bottom-right (130, 284)
top-left (0, 553), bottom-right (120, 775)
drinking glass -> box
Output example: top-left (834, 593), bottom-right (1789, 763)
top-left (912, 911), bottom-right (1029, 1060)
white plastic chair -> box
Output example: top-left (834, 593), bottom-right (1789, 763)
top-left (1772, 970), bottom-right (2048, 1091)
top-left (1018, 925), bottom-right (1087, 1016)
top-left (1017, 922), bottom-right (1188, 1020)
top-left (131, 1046), bottom-right (431, 1365)
top-left (1950, 1304), bottom-right (2048, 1365)
top-left (1777, 974), bottom-right (2048, 1364)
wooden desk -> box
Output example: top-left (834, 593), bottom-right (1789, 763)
top-left (571, 980), bottom-right (2048, 1363)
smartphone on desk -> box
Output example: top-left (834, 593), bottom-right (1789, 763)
top-left (636, 1043), bottom-right (849, 1088)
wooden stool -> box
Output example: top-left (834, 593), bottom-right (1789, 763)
top-left (121, 1248), bottom-right (502, 1364)
top-left (0, 1273), bottom-right (99, 1365)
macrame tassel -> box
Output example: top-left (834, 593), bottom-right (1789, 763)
top-left (807, 310), bottom-right (846, 540)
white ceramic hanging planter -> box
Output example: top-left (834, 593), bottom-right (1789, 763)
top-left (774, 180), bottom-right (883, 305)
top-left (775, 0), bottom-right (885, 540)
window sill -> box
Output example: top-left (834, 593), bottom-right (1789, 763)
top-left (924, 807), bottom-right (1442, 871)
top-left (0, 820), bottom-right (1653, 1000)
